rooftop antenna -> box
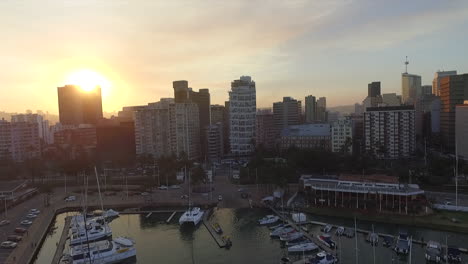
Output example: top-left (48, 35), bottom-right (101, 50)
top-left (404, 56), bottom-right (409, 74)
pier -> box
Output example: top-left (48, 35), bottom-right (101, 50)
top-left (202, 208), bottom-right (228, 248)
top-left (51, 216), bottom-right (71, 264)
top-left (268, 206), bottom-right (335, 255)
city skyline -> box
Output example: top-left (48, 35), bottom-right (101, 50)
top-left (2, 0), bottom-right (468, 113)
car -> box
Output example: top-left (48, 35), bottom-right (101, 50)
top-left (237, 188), bottom-right (245, 192)
top-left (181, 195), bottom-right (188, 199)
top-left (218, 195), bottom-right (223, 201)
top-left (0, 220), bottom-right (10, 226)
top-left (158, 185), bottom-right (168, 190)
top-left (1, 241), bottom-right (17, 249)
top-left (29, 209), bottom-right (40, 214)
top-left (7, 235), bottom-right (22, 242)
top-left (20, 220), bottom-right (32, 226)
top-left (14, 228), bottom-right (27, 234)
top-left (241, 192), bottom-right (249, 199)
top-left (26, 214), bottom-right (38, 219)
top-left (141, 192), bottom-right (150, 196)
top-left (65, 195), bottom-right (76, 202)
top-left (169, 185), bottom-right (181, 189)
top-left (445, 201), bottom-right (452, 206)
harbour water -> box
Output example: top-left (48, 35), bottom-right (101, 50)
top-left (34, 208), bottom-right (468, 264)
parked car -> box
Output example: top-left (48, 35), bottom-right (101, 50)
top-left (29, 209), bottom-right (40, 214)
top-left (218, 195), bottom-right (223, 201)
top-left (14, 228), bottom-right (27, 234)
top-left (65, 196), bottom-right (76, 202)
top-left (141, 192), bottom-right (150, 196)
top-left (20, 220), bottom-right (32, 226)
top-left (181, 195), bottom-right (188, 199)
top-left (7, 235), bottom-right (22, 242)
top-left (0, 220), bottom-right (10, 226)
top-left (1, 241), bottom-right (17, 249)
top-left (169, 185), bottom-right (181, 189)
top-left (158, 185), bottom-right (168, 190)
top-left (26, 214), bottom-right (37, 219)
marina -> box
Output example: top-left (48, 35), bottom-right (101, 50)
top-left (31, 207), bottom-right (468, 264)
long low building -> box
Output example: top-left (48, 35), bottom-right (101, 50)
top-left (280, 124), bottom-right (331, 151)
top-left (300, 175), bottom-right (426, 214)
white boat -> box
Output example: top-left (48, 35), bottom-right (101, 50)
top-left (67, 237), bottom-right (136, 264)
top-left (288, 242), bottom-right (318, 253)
top-left (280, 231), bottom-right (304, 242)
top-left (394, 232), bottom-right (411, 254)
top-left (70, 223), bottom-right (112, 246)
top-left (179, 207), bottom-right (204, 226)
top-left (103, 209), bottom-right (120, 219)
top-left (317, 234), bottom-right (336, 249)
top-left (335, 226), bottom-right (345, 236)
top-left (366, 232), bottom-right (379, 246)
top-left (320, 224), bottom-right (332, 233)
top-left (307, 251), bottom-right (338, 264)
top-left (425, 241), bottom-right (442, 263)
top-left (258, 215), bottom-right (280, 225)
top-left (270, 227), bottom-right (294, 237)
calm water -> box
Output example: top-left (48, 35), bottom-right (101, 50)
top-left (34, 208), bottom-right (468, 264)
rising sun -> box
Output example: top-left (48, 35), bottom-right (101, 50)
top-left (64, 69), bottom-right (111, 92)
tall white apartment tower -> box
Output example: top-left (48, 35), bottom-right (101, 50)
top-left (229, 76), bottom-right (256, 155)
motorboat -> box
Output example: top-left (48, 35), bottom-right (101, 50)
top-left (394, 232), bottom-right (411, 254)
top-left (67, 237), bottom-right (136, 264)
top-left (70, 223), bottom-right (112, 246)
top-left (382, 235), bottom-right (394, 247)
top-left (103, 209), bottom-right (120, 219)
top-left (221, 235), bottom-right (232, 249)
top-left (446, 247), bottom-right (462, 263)
top-left (425, 240), bottom-right (442, 263)
top-left (286, 238), bottom-right (310, 246)
top-left (366, 232), bottom-right (379, 246)
top-left (344, 228), bottom-right (355, 238)
top-left (288, 242), bottom-right (318, 253)
top-left (179, 207), bottom-right (204, 226)
top-left (212, 222), bottom-right (223, 234)
top-left (258, 215), bottom-right (280, 225)
top-left (280, 231), bottom-right (304, 242)
top-left (335, 226), bottom-right (345, 236)
top-left (270, 227), bottom-right (294, 237)
top-left (269, 223), bottom-right (289, 230)
top-left (317, 234), bottom-right (336, 249)
top-left (306, 251), bottom-right (338, 264)
top-left (321, 224), bottom-right (332, 233)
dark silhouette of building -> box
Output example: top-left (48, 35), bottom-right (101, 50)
top-left (173, 80), bottom-right (190, 103)
top-left (96, 119), bottom-right (136, 165)
top-left (440, 74), bottom-right (468, 152)
top-left (368, 82), bottom-right (381, 98)
top-left (273, 97), bottom-right (301, 138)
top-left (57, 85), bottom-right (103, 125)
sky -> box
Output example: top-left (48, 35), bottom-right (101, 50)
top-left (1, 0), bottom-right (468, 113)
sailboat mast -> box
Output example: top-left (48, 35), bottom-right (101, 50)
top-left (354, 216), bottom-right (358, 264)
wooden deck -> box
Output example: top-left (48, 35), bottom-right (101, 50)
top-left (51, 216), bottom-right (71, 264)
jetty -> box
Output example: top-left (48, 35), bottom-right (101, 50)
top-left (202, 208), bottom-right (228, 248)
top-left (51, 216), bottom-right (71, 264)
top-left (166, 211), bottom-right (178, 223)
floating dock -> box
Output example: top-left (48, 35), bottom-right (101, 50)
top-left (166, 211), bottom-right (177, 223)
top-left (202, 209), bottom-right (229, 248)
top-left (52, 216), bottom-right (71, 264)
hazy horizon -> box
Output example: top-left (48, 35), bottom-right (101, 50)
top-left (2, 0), bottom-right (468, 113)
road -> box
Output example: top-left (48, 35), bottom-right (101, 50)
top-left (425, 191), bottom-right (468, 207)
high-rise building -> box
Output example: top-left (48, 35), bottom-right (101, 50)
top-left (316, 97), bottom-right (327, 122)
top-left (0, 121), bottom-right (41, 162)
top-left (331, 118), bottom-right (353, 154)
top-left (433, 71), bottom-right (457, 96)
top-left (11, 113), bottom-right (50, 144)
top-left (256, 109), bottom-right (274, 149)
top-left (368, 82), bottom-right (381, 97)
top-left (169, 102), bottom-right (200, 160)
top-left (456, 101), bottom-right (468, 160)
top-left (117, 105), bottom-right (146, 122)
top-left (415, 94), bottom-right (439, 139)
top-left (223, 101), bottom-right (230, 154)
top-left (273, 97), bottom-right (301, 137)
top-left (206, 123), bottom-right (224, 163)
top-left (305, 95), bottom-right (317, 123)
top-left (57, 85), bottom-right (103, 125)
top-left (354, 103), bottom-right (364, 115)
top-left (421, 85), bottom-right (433, 96)
top-left (401, 73), bottom-right (422, 105)
top-left (364, 106), bottom-right (415, 159)
top-left (54, 124), bottom-right (97, 159)
top-left (440, 74), bottom-right (468, 152)
top-left (363, 96), bottom-right (382, 109)
top-left (210, 105), bottom-right (225, 124)
top-left (229, 76), bottom-right (256, 155)
top-left (173, 80), bottom-right (190, 103)
top-left (380, 93), bottom-right (401, 107)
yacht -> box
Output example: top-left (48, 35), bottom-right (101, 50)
top-left (317, 234), bottom-right (336, 249)
top-left (287, 242), bottom-right (318, 253)
top-left (70, 222), bottom-right (112, 246)
top-left (382, 235), bottom-right (394, 247)
top-left (258, 215), bottom-right (279, 225)
top-left (179, 207), bottom-right (204, 226)
top-left (306, 251), bottom-right (338, 264)
top-left (335, 226), bottom-right (345, 236)
top-left (280, 231), bottom-right (304, 242)
top-left (320, 224), bottom-right (332, 233)
top-left (425, 241), bottom-right (442, 263)
top-left (446, 247), bottom-right (462, 263)
top-left (366, 232), bottom-right (379, 246)
top-left (270, 226), bottom-right (294, 237)
top-left (67, 237), bottom-right (136, 264)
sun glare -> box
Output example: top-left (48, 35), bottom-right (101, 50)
top-left (64, 69), bottom-right (111, 92)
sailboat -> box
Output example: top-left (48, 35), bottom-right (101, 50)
top-left (179, 168), bottom-right (204, 226)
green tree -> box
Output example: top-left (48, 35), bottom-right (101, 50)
top-left (191, 165), bottom-right (206, 185)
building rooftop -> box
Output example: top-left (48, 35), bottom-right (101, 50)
top-left (281, 124), bottom-right (330, 137)
top-left (366, 105), bottom-right (414, 112)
